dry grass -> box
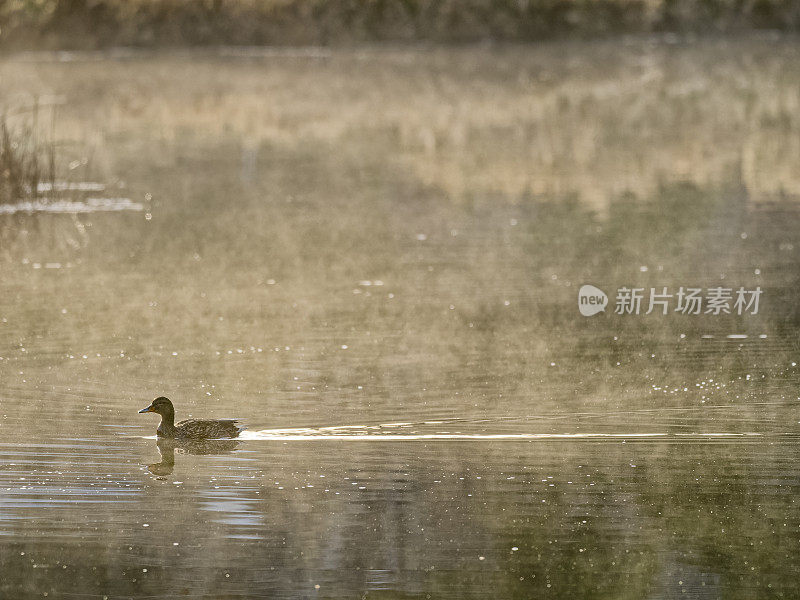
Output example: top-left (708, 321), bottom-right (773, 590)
top-left (4, 40), bottom-right (798, 209)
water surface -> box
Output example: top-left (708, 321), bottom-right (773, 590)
top-left (1, 40), bottom-right (800, 598)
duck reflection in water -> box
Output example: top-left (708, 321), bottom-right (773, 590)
top-left (147, 437), bottom-right (240, 477)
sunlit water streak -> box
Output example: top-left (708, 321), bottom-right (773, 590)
top-left (0, 198), bottom-right (142, 214)
top-left (35, 182), bottom-right (107, 193)
top-left (239, 429), bottom-right (766, 441)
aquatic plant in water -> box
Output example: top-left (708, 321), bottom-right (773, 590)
top-left (0, 110), bottom-right (53, 205)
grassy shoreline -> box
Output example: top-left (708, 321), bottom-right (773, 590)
top-left (1, 0), bottom-right (799, 50)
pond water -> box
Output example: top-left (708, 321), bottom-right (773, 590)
top-left (1, 39), bottom-right (799, 598)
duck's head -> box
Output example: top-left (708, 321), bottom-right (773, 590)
top-left (139, 396), bottom-right (174, 416)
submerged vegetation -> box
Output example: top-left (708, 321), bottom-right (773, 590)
top-left (0, 0), bottom-right (799, 49)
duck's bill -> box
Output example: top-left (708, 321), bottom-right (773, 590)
top-left (139, 406), bottom-right (153, 413)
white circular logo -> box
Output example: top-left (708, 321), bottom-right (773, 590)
top-left (578, 284), bottom-right (608, 316)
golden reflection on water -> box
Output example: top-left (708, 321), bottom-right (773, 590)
top-left (0, 40), bottom-right (799, 598)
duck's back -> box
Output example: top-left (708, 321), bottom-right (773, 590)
top-left (175, 418), bottom-right (241, 439)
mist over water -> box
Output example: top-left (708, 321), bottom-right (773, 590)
top-left (1, 41), bottom-right (800, 598)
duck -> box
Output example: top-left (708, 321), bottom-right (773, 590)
top-left (138, 396), bottom-right (243, 440)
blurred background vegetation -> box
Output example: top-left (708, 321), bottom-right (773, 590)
top-left (0, 0), bottom-right (799, 49)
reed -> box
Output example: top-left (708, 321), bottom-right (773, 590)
top-left (0, 107), bottom-right (55, 205)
